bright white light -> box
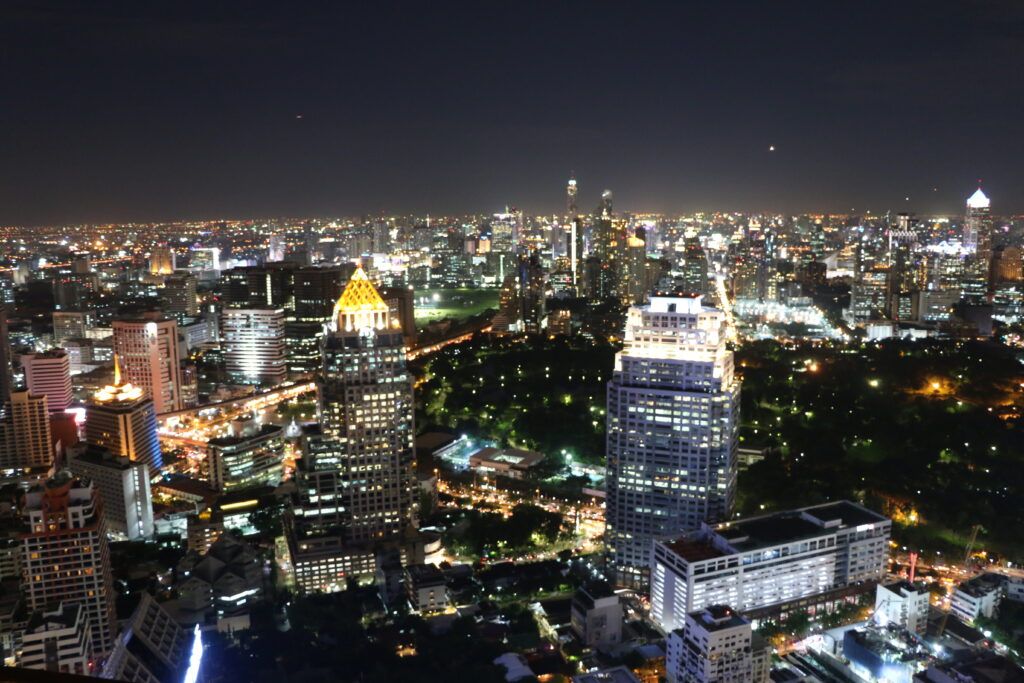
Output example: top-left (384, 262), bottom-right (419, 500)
top-left (182, 625), bottom-right (203, 683)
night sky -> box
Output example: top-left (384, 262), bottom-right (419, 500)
top-left (3, 1), bottom-right (1023, 224)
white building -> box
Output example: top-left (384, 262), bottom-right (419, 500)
top-left (21, 472), bottom-right (116, 657)
top-left (666, 605), bottom-right (770, 683)
top-left (571, 582), bottom-right (623, 652)
top-left (20, 601), bottom-right (91, 676)
top-left (220, 308), bottom-right (287, 386)
top-left (68, 445), bottom-right (154, 540)
top-left (951, 573), bottom-right (1010, 624)
top-left (874, 581), bottom-right (930, 635)
top-left (205, 419), bottom-right (284, 492)
top-left (21, 349), bottom-right (73, 414)
top-left (605, 294), bottom-right (740, 588)
top-left (651, 500), bottom-right (891, 632)
top-left (112, 316), bottom-right (183, 415)
top-left (405, 563), bottom-right (448, 614)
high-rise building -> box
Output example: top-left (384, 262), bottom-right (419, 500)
top-left (665, 605), bottom-right (770, 683)
top-left (206, 420), bottom-right (284, 492)
top-left (623, 229), bottom-right (647, 304)
top-left (103, 593), bottom-right (196, 683)
top-left (68, 444), bottom-right (154, 540)
top-left (222, 263), bottom-right (296, 309)
top-left (20, 601), bottom-right (92, 675)
top-left (650, 501), bottom-right (891, 629)
top-left (86, 358), bottom-right (162, 472)
top-left (679, 237), bottom-right (710, 296)
top-left (287, 265), bottom-right (349, 374)
top-left (267, 234), bottom-right (286, 262)
top-left (52, 310), bottom-right (95, 344)
top-left (0, 390), bottom-right (52, 469)
top-left (567, 172), bottom-right (578, 216)
top-left (162, 273), bottom-right (199, 319)
top-left (21, 471), bottom-right (117, 657)
top-left (220, 308), bottom-right (287, 386)
top-left (21, 350), bottom-right (73, 414)
top-left (590, 190), bottom-right (622, 300)
top-left (605, 294), bottom-right (739, 588)
top-left (149, 246), bottom-right (176, 275)
top-left (287, 268), bottom-right (417, 591)
top-left (964, 187), bottom-right (992, 258)
top-left (991, 245), bottom-right (1023, 284)
top-left (112, 316), bottom-right (183, 415)
top-left (0, 307), bottom-right (12, 403)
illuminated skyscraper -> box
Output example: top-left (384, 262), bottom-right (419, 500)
top-left (112, 316), bottom-right (183, 415)
top-left (21, 471), bottom-right (117, 658)
top-left (589, 189), bottom-right (622, 300)
top-left (567, 172), bottom-right (578, 216)
top-left (964, 187), bottom-right (991, 258)
top-left (86, 357), bottom-right (162, 472)
top-left (220, 308), bottom-right (287, 386)
top-left (287, 268), bottom-right (417, 591)
top-left (605, 295), bottom-right (739, 588)
top-left (0, 307), bottom-right (12, 402)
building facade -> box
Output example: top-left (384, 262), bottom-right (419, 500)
top-left (112, 316), bottom-right (183, 415)
top-left (21, 472), bottom-right (117, 658)
top-left (0, 390), bottom-right (52, 469)
top-left (86, 361), bottom-right (162, 472)
top-left (206, 421), bottom-right (284, 492)
top-left (665, 605), bottom-right (770, 683)
top-left (605, 294), bottom-right (740, 587)
top-left (21, 349), bottom-right (73, 414)
top-left (68, 445), bottom-right (154, 540)
top-left (220, 308), bottom-right (287, 386)
top-left (651, 501), bottom-right (891, 632)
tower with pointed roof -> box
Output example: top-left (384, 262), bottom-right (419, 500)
top-left (286, 267), bottom-right (417, 592)
top-left (85, 355), bottom-right (162, 472)
top-left (964, 187), bottom-right (992, 259)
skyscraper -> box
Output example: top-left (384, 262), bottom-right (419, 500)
top-left (52, 310), bottom-right (95, 344)
top-left (590, 189), bottom-right (622, 300)
top-left (287, 267), bottom-right (417, 591)
top-left (567, 172), bottom-right (578, 216)
top-left (604, 294), bottom-right (739, 588)
top-left (21, 471), bottom-right (117, 658)
top-left (112, 316), bottom-right (183, 415)
top-left (86, 358), bottom-right (162, 472)
top-left (149, 246), bottom-right (176, 275)
top-left (220, 308), bottom-right (287, 386)
top-left (286, 265), bottom-right (349, 374)
top-left (0, 390), bottom-right (53, 469)
top-left (21, 349), bottom-right (73, 414)
top-left (0, 307), bottom-right (11, 403)
top-left (68, 445), bottom-right (154, 540)
top-left (964, 187), bottom-right (991, 258)
top-left (162, 273), bottom-right (199, 319)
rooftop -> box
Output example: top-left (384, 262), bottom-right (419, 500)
top-left (690, 605), bottom-right (749, 631)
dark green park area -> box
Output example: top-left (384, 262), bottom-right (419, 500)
top-left (417, 333), bottom-right (1024, 561)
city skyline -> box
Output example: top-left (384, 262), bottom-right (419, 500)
top-left (3, 2), bottom-right (1024, 223)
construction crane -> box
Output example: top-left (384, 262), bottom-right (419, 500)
top-left (935, 524), bottom-right (984, 639)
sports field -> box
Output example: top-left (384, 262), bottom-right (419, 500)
top-left (414, 288), bottom-right (499, 326)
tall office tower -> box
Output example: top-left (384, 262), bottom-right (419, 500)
top-left (86, 358), bottom-right (162, 471)
top-left (570, 216), bottom-right (584, 292)
top-left (665, 606), bottom-right (770, 683)
top-left (206, 419), bottom-right (284, 492)
top-left (287, 268), bottom-right (417, 591)
top-left (518, 251), bottom-right (546, 333)
top-left (964, 187), bottom-right (992, 259)
top-left (680, 237), bottom-right (710, 296)
top-left (372, 220), bottom-right (391, 253)
top-left (112, 316), bottom-right (183, 415)
top-left (623, 229), bottom-right (648, 304)
top-left (605, 294), bottom-right (739, 588)
top-left (103, 593), bottom-right (196, 683)
top-left (267, 234), bottom-right (286, 262)
top-left (567, 172), bottom-right (578, 216)
top-left (287, 265), bottom-right (348, 374)
top-left (149, 246), bottom-right (176, 275)
top-left (0, 307), bottom-right (11, 402)
top-left (222, 263), bottom-right (297, 308)
top-left (990, 245), bottom-right (1022, 284)
top-left (22, 473), bottom-right (117, 659)
top-left (69, 445), bottom-right (154, 540)
top-left (221, 308), bottom-right (287, 386)
top-left (162, 273), bottom-right (199, 319)
top-left (21, 350), bottom-right (73, 414)
top-left (0, 390), bottom-right (52, 469)
top-left (591, 190), bottom-right (622, 300)
top-left (52, 310), bottom-right (95, 343)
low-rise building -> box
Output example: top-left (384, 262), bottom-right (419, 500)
top-left (405, 563), bottom-right (448, 614)
top-left (468, 447), bottom-right (545, 480)
top-left (205, 420), bottom-right (284, 492)
top-left (951, 572), bottom-right (1012, 624)
top-left (875, 581), bottom-right (930, 635)
top-left (177, 534), bottom-right (263, 629)
top-left (571, 582), bottom-right (623, 652)
top-left (104, 592), bottom-right (195, 683)
top-left (68, 444), bottom-right (154, 540)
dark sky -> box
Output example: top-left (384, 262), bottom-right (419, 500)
top-left (3, 1), bottom-right (1024, 224)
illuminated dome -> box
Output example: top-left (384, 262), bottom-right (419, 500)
top-left (332, 266), bottom-right (396, 332)
top-left (967, 187), bottom-right (990, 209)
